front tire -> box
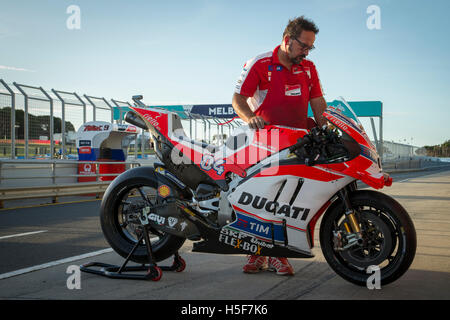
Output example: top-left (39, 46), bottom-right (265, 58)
top-left (320, 190), bottom-right (416, 286)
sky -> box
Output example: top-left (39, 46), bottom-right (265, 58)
top-left (0, 0), bottom-right (449, 147)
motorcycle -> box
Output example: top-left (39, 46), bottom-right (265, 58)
top-left (95, 96), bottom-right (416, 286)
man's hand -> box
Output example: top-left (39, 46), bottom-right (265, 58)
top-left (232, 93), bottom-right (269, 129)
top-left (310, 96), bottom-right (328, 127)
top-left (248, 116), bottom-right (269, 129)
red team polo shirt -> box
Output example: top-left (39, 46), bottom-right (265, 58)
top-left (235, 45), bottom-right (323, 129)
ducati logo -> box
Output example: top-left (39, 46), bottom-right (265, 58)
top-left (238, 192), bottom-right (310, 220)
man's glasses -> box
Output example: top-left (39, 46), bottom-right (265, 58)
top-left (293, 37), bottom-right (315, 51)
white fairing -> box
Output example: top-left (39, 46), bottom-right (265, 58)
top-left (226, 153), bottom-right (354, 255)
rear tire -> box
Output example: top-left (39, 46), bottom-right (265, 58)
top-left (100, 177), bottom-right (186, 264)
top-left (320, 190), bottom-right (416, 286)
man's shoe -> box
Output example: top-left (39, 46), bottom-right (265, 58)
top-left (243, 255), bottom-right (268, 273)
top-left (268, 257), bottom-right (295, 276)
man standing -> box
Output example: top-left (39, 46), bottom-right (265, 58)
top-left (232, 16), bottom-right (328, 276)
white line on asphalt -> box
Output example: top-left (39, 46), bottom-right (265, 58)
top-left (0, 230), bottom-right (48, 240)
top-left (0, 248), bottom-right (113, 280)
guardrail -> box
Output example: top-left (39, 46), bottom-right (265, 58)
top-left (0, 159), bottom-right (142, 208)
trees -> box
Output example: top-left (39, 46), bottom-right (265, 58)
top-left (0, 107), bottom-right (75, 140)
top-left (418, 140), bottom-right (450, 157)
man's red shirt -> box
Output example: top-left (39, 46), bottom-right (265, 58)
top-left (235, 45), bottom-right (323, 129)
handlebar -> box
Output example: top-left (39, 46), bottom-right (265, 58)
top-left (288, 135), bottom-right (311, 153)
top-left (289, 125), bottom-right (347, 166)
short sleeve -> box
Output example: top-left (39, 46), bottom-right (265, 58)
top-left (234, 58), bottom-right (260, 98)
top-left (309, 62), bottom-right (324, 99)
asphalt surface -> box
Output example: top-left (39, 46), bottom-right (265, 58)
top-left (0, 165), bottom-right (449, 300)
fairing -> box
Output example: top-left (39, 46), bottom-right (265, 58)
top-left (127, 97), bottom-right (390, 255)
top-left (321, 97), bottom-right (390, 189)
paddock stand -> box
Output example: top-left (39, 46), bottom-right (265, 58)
top-left (80, 226), bottom-right (186, 281)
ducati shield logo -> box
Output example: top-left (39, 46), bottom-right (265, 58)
top-left (285, 84), bottom-right (301, 96)
top-left (168, 217), bottom-right (178, 228)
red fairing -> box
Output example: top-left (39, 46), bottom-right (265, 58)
top-left (319, 157), bottom-right (386, 189)
top-left (323, 111), bottom-right (375, 150)
top-left (255, 164), bottom-right (345, 182)
top-left (130, 107), bottom-right (169, 136)
top-left (170, 125), bottom-right (307, 181)
top-left (319, 110), bottom-right (388, 189)
top-left (223, 126), bottom-right (306, 170)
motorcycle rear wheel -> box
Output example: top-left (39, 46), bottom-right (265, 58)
top-left (320, 190), bottom-right (416, 287)
top-left (100, 177), bottom-right (186, 264)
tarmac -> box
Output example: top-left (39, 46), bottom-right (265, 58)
top-left (0, 167), bottom-right (449, 300)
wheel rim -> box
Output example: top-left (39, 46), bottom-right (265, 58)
top-left (115, 184), bottom-right (167, 246)
top-left (332, 205), bottom-right (405, 274)
top-left (338, 211), bottom-right (393, 268)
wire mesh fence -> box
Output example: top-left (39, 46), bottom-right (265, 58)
top-left (0, 79), bottom-right (245, 161)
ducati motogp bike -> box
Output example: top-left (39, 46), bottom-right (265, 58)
top-left (92, 96), bottom-right (416, 286)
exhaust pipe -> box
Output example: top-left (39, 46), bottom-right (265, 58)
top-left (125, 111), bottom-right (147, 130)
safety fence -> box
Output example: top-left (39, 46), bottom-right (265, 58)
top-left (0, 79), bottom-right (244, 161)
top-left (382, 141), bottom-right (420, 161)
top-left (0, 159), bottom-right (143, 208)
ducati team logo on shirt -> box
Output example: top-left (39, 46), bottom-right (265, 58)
top-left (293, 66), bottom-right (302, 74)
top-left (285, 84), bottom-right (301, 96)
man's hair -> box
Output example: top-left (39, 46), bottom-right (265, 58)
top-left (283, 16), bottom-right (319, 40)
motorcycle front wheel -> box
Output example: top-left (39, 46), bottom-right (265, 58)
top-left (100, 177), bottom-right (186, 264)
top-left (320, 190), bottom-right (416, 286)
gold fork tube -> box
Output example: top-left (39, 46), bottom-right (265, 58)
top-left (347, 212), bottom-right (361, 233)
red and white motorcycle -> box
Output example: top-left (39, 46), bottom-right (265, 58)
top-left (93, 96), bottom-right (416, 286)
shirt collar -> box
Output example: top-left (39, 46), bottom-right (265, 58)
top-left (272, 45), bottom-right (305, 69)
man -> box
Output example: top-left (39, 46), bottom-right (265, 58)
top-left (232, 16), bottom-right (328, 276)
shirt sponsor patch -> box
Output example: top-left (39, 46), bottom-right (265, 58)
top-left (285, 84), bottom-right (301, 96)
top-left (293, 66), bottom-right (302, 74)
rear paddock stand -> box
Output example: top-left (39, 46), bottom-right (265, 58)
top-left (80, 228), bottom-right (186, 281)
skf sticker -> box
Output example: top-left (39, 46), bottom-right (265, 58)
top-left (158, 185), bottom-right (171, 198)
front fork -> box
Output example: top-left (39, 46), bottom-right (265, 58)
top-left (339, 189), bottom-right (361, 233)
top-left (334, 188), bottom-right (363, 251)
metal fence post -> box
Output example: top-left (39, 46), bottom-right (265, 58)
top-left (73, 92), bottom-right (86, 124)
top-left (0, 80), bottom-right (16, 159)
top-left (111, 99), bottom-right (132, 124)
top-left (101, 98), bottom-right (114, 124)
top-left (84, 95), bottom-right (96, 121)
top-left (379, 102), bottom-right (384, 160)
top-left (52, 89), bottom-right (66, 159)
top-left (13, 83), bottom-right (29, 159)
top-left (40, 88), bottom-right (54, 159)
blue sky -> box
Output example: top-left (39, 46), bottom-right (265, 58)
top-left (0, 0), bottom-right (449, 147)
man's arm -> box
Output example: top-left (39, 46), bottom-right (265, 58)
top-left (232, 93), bottom-right (267, 129)
top-left (310, 96), bottom-right (328, 127)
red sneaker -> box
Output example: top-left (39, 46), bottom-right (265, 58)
top-left (243, 255), bottom-right (268, 273)
top-left (268, 257), bottom-right (294, 276)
